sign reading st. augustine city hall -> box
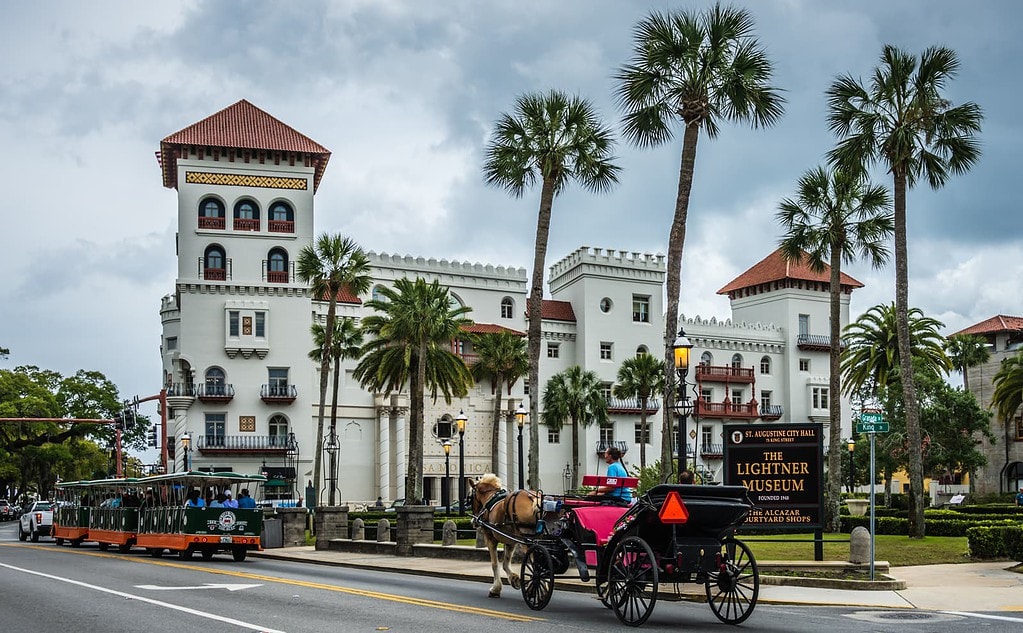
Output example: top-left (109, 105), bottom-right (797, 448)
top-left (723, 423), bottom-right (824, 529)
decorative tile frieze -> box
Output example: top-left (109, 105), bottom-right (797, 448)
top-left (185, 171), bottom-right (308, 190)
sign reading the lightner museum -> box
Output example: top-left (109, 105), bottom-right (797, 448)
top-left (723, 423), bottom-right (824, 529)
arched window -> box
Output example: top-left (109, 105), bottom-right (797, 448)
top-left (449, 293), bottom-right (464, 309)
top-left (731, 353), bottom-right (743, 369)
top-left (371, 285), bottom-right (387, 302)
top-left (636, 345), bottom-right (649, 357)
top-left (233, 199), bottom-right (260, 231)
top-left (204, 367), bottom-right (226, 396)
top-left (203, 245), bottom-right (227, 280)
top-left (700, 351), bottom-right (713, 366)
top-left (269, 201), bottom-right (294, 233)
top-left (501, 297), bottom-right (514, 319)
top-left (760, 355), bottom-right (771, 375)
top-left (198, 197), bottom-right (225, 229)
top-left (268, 415), bottom-right (289, 446)
top-left (267, 248), bottom-right (289, 283)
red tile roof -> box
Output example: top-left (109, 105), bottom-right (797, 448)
top-left (526, 298), bottom-right (576, 322)
top-left (953, 315), bottom-right (1023, 336)
top-left (159, 100), bottom-right (331, 191)
top-left (717, 248), bottom-right (864, 295)
top-left (462, 323), bottom-right (526, 336)
top-left (311, 286), bottom-right (362, 305)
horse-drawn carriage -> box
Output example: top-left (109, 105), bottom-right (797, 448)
top-left (468, 474), bottom-right (759, 627)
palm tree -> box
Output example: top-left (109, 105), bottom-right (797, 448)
top-left (615, 4), bottom-right (784, 482)
top-left (991, 352), bottom-right (1023, 491)
top-left (296, 234), bottom-right (371, 506)
top-left (308, 317), bottom-right (363, 505)
top-left (469, 330), bottom-right (528, 482)
top-left (612, 353), bottom-right (664, 470)
top-left (484, 90), bottom-right (620, 488)
top-left (777, 165), bottom-right (893, 532)
top-left (945, 334), bottom-right (991, 393)
top-left (355, 277), bottom-right (474, 503)
top-left (827, 45), bottom-right (983, 538)
top-left (541, 366), bottom-right (609, 490)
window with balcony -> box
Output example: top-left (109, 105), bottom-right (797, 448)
top-left (600, 342), bottom-right (613, 361)
top-left (731, 388), bottom-right (744, 405)
top-left (601, 382), bottom-right (613, 400)
top-left (501, 297), bottom-right (514, 319)
top-left (204, 367), bottom-right (227, 396)
top-left (799, 314), bottom-right (810, 336)
top-left (205, 413), bottom-right (226, 447)
top-left (760, 390), bottom-right (772, 408)
top-left (812, 386), bottom-right (829, 409)
top-left (269, 414), bottom-right (289, 446)
top-left (701, 388), bottom-right (713, 403)
top-left (233, 199), bottom-right (260, 231)
top-left (701, 425), bottom-right (713, 448)
top-left (632, 295), bottom-right (650, 323)
top-left (268, 201), bottom-right (295, 233)
top-left (203, 245), bottom-right (227, 281)
top-left (268, 368), bottom-right (289, 396)
top-left (760, 355), bottom-right (771, 374)
top-left (700, 351), bottom-right (713, 366)
top-left (731, 353), bottom-right (743, 369)
top-left (547, 343), bottom-right (560, 359)
top-left (267, 248), bottom-right (289, 283)
top-left (599, 425), bottom-right (615, 443)
top-left (198, 197), bottom-right (225, 229)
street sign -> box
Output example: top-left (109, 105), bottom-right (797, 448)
top-left (856, 410), bottom-right (889, 433)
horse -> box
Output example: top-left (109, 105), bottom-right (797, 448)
top-left (466, 474), bottom-right (542, 598)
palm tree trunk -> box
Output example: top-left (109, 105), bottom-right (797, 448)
top-left (662, 122), bottom-right (701, 482)
top-left (327, 354), bottom-right (341, 505)
top-left (407, 347), bottom-right (427, 503)
top-left (893, 170), bottom-right (925, 538)
top-left (491, 380), bottom-right (504, 481)
top-left (313, 299), bottom-right (337, 507)
top-left (571, 416), bottom-right (580, 490)
top-left (827, 247), bottom-right (843, 532)
top-left (527, 176), bottom-right (557, 489)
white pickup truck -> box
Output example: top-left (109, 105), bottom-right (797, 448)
top-left (19, 501), bottom-right (54, 542)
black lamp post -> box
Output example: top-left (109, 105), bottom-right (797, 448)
top-left (515, 403), bottom-right (527, 490)
top-left (562, 463), bottom-right (572, 494)
top-left (672, 328), bottom-right (695, 482)
top-left (847, 438), bottom-right (856, 493)
top-left (456, 410), bottom-right (467, 516)
top-left (442, 440), bottom-right (451, 512)
top-left (324, 425), bottom-right (339, 506)
top-left (181, 432), bottom-right (191, 472)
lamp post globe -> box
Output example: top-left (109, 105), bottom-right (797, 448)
top-left (847, 438), bottom-right (856, 493)
top-left (455, 410), bottom-right (468, 516)
top-left (515, 403), bottom-right (527, 490)
top-left (442, 440), bottom-right (452, 512)
top-left (672, 328), bottom-right (694, 483)
top-left (180, 432), bottom-right (191, 472)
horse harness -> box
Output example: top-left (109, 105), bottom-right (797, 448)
top-left (472, 486), bottom-right (540, 537)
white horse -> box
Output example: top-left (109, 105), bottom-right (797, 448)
top-left (467, 474), bottom-right (541, 598)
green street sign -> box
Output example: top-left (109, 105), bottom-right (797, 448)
top-left (857, 411), bottom-right (889, 433)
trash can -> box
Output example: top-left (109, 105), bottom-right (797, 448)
top-left (261, 517), bottom-right (283, 549)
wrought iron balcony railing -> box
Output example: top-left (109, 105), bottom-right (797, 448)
top-left (261, 384), bottom-right (297, 403)
top-left (759, 404), bottom-right (784, 420)
top-left (196, 434), bottom-right (292, 452)
top-left (605, 397), bottom-right (660, 414)
top-left (594, 440), bottom-right (630, 456)
top-left (197, 383), bottom-right (234, 402)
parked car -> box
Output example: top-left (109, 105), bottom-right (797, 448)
top-left (19, 501), bottom-right (53, 542)
top-left (0, 499), bottom-right (15, 521)
top-left (383, 498), bottom-right (406, 512)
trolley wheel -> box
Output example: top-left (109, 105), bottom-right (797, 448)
top-left (519, 544), bottom-right (555, 610)
top-left (201, 549), bottom-right (215, 561)
top-left (98, 542), bottom-right (109, 551)
top-left (55, 538), bottom-right (65, 546)
top-left (72, 538), bottom-right (84, 548)
top-left (148, 547), bottom-right (164, 558)
top-left (178, 545), bottom-right (194, 561)
top-left (705, 537), bottom-right (759, 625)
top-left (232, 547), bottom-right (248, 562)
top-left (607, 536), bottom-right (658, 627)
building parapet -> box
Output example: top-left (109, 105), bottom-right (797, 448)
top-left (367, 251), bottom-right (527, 282)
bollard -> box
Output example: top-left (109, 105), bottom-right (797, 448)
top-left (376, 517), bottom-right (392, 542)
top-left (395, 506), bottom-right (434, 556)
top-left (313, 506), bottom-right (349, 550)
top-left (849, 525), bottom-right (871, 564)
top-left (352, 517), bottom-right (365, 540)
top-left (442, 520), bottom-right (457, 546)
top-left (475, 527), bottom-right (486, 548)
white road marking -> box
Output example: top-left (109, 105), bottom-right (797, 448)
top-left (941, 610), bottom-right (1023, 623)
top-left (0, 562), bottom-right (285, 633)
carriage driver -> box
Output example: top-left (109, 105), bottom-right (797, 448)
top-left (593, 446), bottom-right (633, 503)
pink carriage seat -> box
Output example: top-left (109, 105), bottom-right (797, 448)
top-left (573, 505), bottom-right (630, 566)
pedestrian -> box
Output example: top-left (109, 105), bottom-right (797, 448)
top-left (1016, 487), bottom-right (1023, 507)
top-left (373, 496), bottom-right (385, 510)
top-left (237, 488), bottom-right (257, 509)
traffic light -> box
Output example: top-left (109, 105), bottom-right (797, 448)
top-left (147, 425), bottom-right (158, 448)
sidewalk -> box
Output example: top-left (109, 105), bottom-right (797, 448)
top-left (252, 546), bottom-right (1023, 612)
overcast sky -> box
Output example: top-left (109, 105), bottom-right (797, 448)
top-left (3, 1), bottom-right (1020, 440)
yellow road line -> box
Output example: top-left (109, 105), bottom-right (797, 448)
top-left (1, 543), bottom-right (543, 623)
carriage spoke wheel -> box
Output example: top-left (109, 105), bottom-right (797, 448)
top-left (607, 536), bottom-right (658, 627)
top-left (520, 544), bottom-right (555, 610)
top-left (705, 537), bottom-right (759, 624)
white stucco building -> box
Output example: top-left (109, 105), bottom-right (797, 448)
top-left (157, 101), bottom-right (859, 504)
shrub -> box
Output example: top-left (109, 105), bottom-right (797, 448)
top-left (1004, 527), bottom-right (1023, 563)
top-left (967, 526), bottom-right (1011, 558)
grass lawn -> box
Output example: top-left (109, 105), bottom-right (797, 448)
top-left (738, 532), bottom-right (971, 566)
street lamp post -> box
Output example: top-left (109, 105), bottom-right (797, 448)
top-left (672, 328), bottom-right (695, 483)
top-left (562, 463), bottom-right (572, 494)
top-left (181, 432), bottom-right (191, 472)
top-left (324, 425), bottom-right (339, 506)
top-left (442, 440), bottom-right (451, 512)
top-left (847, 438), bottom-right (856, 494)
top-left (456, 410), bottom-right (467, 516)
top-left (515, 404), bottom-right (527, 490)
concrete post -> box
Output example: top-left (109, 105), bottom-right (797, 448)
top-left (277, 507), bottom-right (308, 547)
top-left (352, 517), bottom-right (365, 540)
top-left (376, 517), bottom-right (392, 542)
top-left (313, 506), bottom-right (349, 550)
top-left (850, 525), bottom-right (871, 564)
top-left (442, 520), bottom-right (457, 546)
top-left (395, 505), bottom-right (434, 556)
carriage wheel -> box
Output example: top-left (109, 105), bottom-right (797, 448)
top-left (520, 544), bottom-right (555, 610)
top-left (705, 537), bottom-right (759, 625)
top-left (607, 536), bottom-right (658, 627)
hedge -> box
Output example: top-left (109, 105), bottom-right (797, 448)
top-left (966, 525), bottom-right (1023, 561)
top-left (841, 515), bottom-right (1022, 537)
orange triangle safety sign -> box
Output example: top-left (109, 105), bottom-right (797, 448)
top-left (658, 490), bottom-right (689, 524)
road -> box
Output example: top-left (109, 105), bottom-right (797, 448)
top-left (1, 520), bottom-right (1021, 632)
